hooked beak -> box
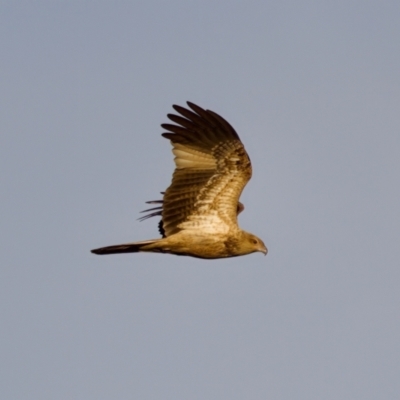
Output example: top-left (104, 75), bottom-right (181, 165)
top-left (259, 245), bottom-right (268, 256)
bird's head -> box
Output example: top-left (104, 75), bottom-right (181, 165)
top-left (239, 231), bottom-right (268, 256)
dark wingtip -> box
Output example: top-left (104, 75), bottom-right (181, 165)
top-left (172, 102), bottom-right (196, 112)
top-left (161, 132), bottom-right (174, 140)
top-left (186, 101), bottom-right (205, 115)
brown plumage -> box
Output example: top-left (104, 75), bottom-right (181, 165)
top-left (91, 102), bottom-right (267, 259)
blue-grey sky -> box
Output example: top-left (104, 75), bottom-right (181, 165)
top-left (2, 1), bottom-right (400, 399)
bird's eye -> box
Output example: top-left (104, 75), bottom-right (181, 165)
top-left (251, 238), bottom-right (258, 245)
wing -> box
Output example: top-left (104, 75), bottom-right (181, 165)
top-left (157, 101), bottom-right (252, 237)
top-left (139, 198), bottom-right (245, 238)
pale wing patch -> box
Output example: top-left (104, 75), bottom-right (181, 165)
top-left (175, 174), bottom-right (238, 235)
top-left (172, 143), bottom-right (216, 169)
top-left (178, 213), bottom-right (229, 234)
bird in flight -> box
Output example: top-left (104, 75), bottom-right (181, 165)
top-left (91, 102), bottom-right (267, 259)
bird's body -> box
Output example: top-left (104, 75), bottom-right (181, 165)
top-left (91, 102), bottom-right (267, 259)
top-left (92, 230), bottom-right (264, 259)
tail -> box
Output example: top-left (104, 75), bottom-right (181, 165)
top-left (91, 239), bottom-right (159, 255)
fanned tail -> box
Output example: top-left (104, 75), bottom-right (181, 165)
top-left (91, 239), bottom-right (159, 255)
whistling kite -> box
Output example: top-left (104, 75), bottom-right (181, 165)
top-left (91, 102), bottom-right (267, 259)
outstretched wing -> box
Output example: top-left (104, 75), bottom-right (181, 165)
top-left (156, 101), bottom-right (252, 237)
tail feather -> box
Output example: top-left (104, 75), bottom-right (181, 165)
top-left (91, 239), bottom-right (159, 255)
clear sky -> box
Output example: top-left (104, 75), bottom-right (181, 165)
top-left (2, 1), bottom-right (400, 399)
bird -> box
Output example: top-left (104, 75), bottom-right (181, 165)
top-left (91, 102), bottom-right (267, 259)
